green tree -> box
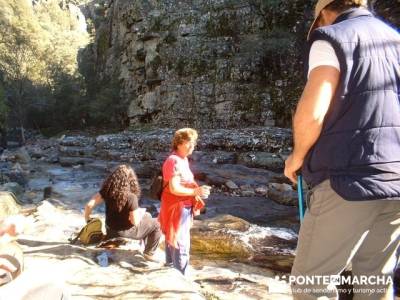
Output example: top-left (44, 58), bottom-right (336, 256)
top-left (51, 69), bottom-right (86, 130)
top-left (0, 0), bottom-right (89, 138)
top-left (88, 77), bottom-right (128, 129)
top-left (0, 27), bottom-right (40, 143)
top-left (0, 0), bottom-right (49, 142)
top-left (0, 83), bottom-right (9, 148)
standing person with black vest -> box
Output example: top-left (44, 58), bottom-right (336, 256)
top-left (284, 0), bottom-right (400, 299)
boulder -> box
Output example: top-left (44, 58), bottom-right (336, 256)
top-left (191, 214), bottom-right (296, 272)
top-left (192, 259), bottom-right (292, 300)
top-left (191, 215), bottom-right (251, 259)
top-left (255, 186), bottom-right (268, 196)
top-left (202, 175), bottom-right (227, 187)
top-left (58, 146), bottom-right (96, 157)
top-left (0, 182), bottom-right (24, 198)
top-left (191, 151), bottom-right (237, 164)
top-left (238, 152), bottom-right (283, 171)
top-left (225, 180), bottom-right (238, 190)
top-left (268, 183), bottom-right (298, 206)
top-left (0, 149), bottom-right (15, 162)
top-left (241, 189), bottom-right (256, 197)
top-left (59, 135), bottom-right (95, 147)
top-left (59, 156), bottom-right (94, 167)
top-left (4, 163), bottom-right (29, 187)
top-left (0, 191), bottom-right (21, 219)
top-left (14, 147), bottom-right (31, 164)
top-left (192, 163), bottom-right (274, 189)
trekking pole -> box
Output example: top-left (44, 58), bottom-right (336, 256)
top-left (297, 173), bottom-right (305, 223)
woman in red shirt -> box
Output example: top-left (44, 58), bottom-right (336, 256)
top-left (158, 128), bottom-right (211, 275)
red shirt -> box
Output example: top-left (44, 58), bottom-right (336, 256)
top-left (163, 153), bottom-right (195, 206)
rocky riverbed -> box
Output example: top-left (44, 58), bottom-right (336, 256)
top-left (0, 127), bottom-right (303, 299)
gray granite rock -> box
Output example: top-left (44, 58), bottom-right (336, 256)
top-left (59, 156), bottom-right (94, 167)
top-left (0, 191), bottom-right (21, 219)
top-left (268, 183), bottom-right (298, 206)
top-left (225, 180), bottom-right (239, 190)
top-left (191, 214), bottom-right (296, 272)
top-left (238, 152), bottom-right (283, 171)
top-left (14, 147), bottom-right (31, 164)
top-left (86, 0), bottom-right (310, 128)
top-left (0, 182), bottom-right (24, 198)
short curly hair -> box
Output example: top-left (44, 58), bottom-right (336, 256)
top-left (172, 128), bottom-right (198, 151)
top-left (99, 164), bottom-right (141, 212)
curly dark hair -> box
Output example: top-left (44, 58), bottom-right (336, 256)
top-left (99, 165), bottom-right (141, 212)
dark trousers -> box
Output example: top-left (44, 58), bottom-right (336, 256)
top-left (108, 212), bottom-right (161, 255)
top-left (165, 207), bottom-right (191, 275)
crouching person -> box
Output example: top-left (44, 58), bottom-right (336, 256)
top-left (85, 164), bottom-right (161, 262)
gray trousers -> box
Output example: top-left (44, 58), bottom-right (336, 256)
top-left (291, 180), bottom-right (400, 300)
top-left (108, 212), bottom-right (161, 256)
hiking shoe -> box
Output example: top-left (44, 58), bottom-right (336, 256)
top-left (143, 253), bottom-right (161, 263)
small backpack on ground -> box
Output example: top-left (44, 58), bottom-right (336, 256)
top-left (149, 169), bottom-right (168, 201)
top-left (70, 218), bottom-right (104, 245)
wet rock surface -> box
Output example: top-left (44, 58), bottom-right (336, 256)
top-left (4, 163), bottom-right (294, 299)
top-left (191, 215), bottom-right (296, 273)
top-left (11, 200), bottom-right (204, 300)
top-left (0, 191), bottom-right (21, 219)
top-left (3, 129), bottom-right (400, 298)
top-left (0, 128), bottom-right (299, 299)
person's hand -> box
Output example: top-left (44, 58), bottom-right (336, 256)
top-left (0, 215), bottom-right (26, 237)
top-left (0, 223), bottom-right (16, 237)
top-left (194, 186), bottom-right (211, 199)
top-left (130, 208), bottom-right (146, 227)
top-left (284, 154), bottom-right (304, 184)
top-left (0, 257), bottom-right (17, 274)
top-left (201, 185), bottom-right (211, 199)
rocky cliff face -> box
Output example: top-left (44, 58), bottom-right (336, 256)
top-left (86, 0), bottom-right (399, 129)
top-left (89, 0), bottom-right (312, 128)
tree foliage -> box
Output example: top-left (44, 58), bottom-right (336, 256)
top-left (0, 0), bottom-right (89, 83)
top-left (0, 0), bottom-right (128, 136)
top-left (0, 0), bottom-right (89, 139)
top-left (0, 84), bottom-right (8, 129)
top-left (0, 83), bottom-right (8, 147)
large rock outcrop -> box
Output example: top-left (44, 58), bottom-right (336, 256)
top-left (82, 0), bottom-right (399, 129)
top-left (87, 0), bottom-right (312, 128)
